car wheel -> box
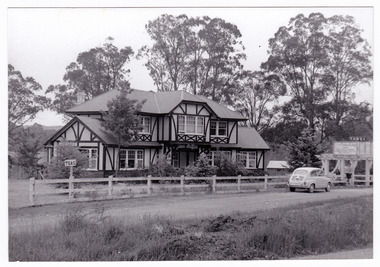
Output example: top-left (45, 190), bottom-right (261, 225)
top-left (289, 187), bottom-right (296, 192)
top-left (309, 184), bottom-right (315, 193)
top-left (325, 183), bottom-right (331, 192)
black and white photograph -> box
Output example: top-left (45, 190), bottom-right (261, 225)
top-left (3, 0), bottom-right (376, 264)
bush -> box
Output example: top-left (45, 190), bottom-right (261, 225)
top-left (215, 153), bottom-right (247, 176)
top-left (45, 142), bottom-right (89, 179)
top-left (148, 154), bottom-right (185, 177)
top-left (185, 153), bottom-right (217, 177)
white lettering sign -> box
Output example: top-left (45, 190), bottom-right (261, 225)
top-left (65, 159), bottom-right (77, 167)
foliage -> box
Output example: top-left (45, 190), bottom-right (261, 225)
top-left (261, 13), bottom-right (373, 140)
top-left (287, 127), bottom-right (322, 171)
top-left (236, 71), bottom-right (286, 132)
top-left (101, 87), bottom-right (143, 177)
top-left (148, 154), bottom-right (184, 177)
top-left (185, 153), bottom-right (217, 177)
top-left (101, 88), bottom-right (143, 147)
top-left (9, 196), bottom-right (372, 261)
top-left (45, 142), bottom-right (89, 179)
top-left (8, 64), bottom-right (50, 137)
top-left (46, 37), bottom-right (134, 114)
top-left (11, 128), bottom-right (44, 176)
top-left (215, 152), bottom-right (247, 176)
top-left (139, 14), bottom-right (246, 105)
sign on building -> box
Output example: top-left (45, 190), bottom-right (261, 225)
top-left (333, 142), bottom-right (372, 156)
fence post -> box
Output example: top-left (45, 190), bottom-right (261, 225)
top-left (212, 175), bottom-right (216, 193)
top-left (29, 177), bottom-right (35, 206)
top-left (237, 175), bottom-right (241, 193)
top-left (68, 175), bottom-right (74, 199)
top-left (264, 176), bottom-right (268, 191)
top-left (147, 175), bottom-right (152, 196)
top-left (108, 175), bottom-right (113, 197)
top-left (180, 175), bottom-right (185, 195)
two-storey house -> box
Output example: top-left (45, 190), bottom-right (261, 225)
top-left (44, 89), bottom-right (270, 176)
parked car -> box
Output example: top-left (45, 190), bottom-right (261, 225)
top-left (288, 167), bottom-right (332, 193)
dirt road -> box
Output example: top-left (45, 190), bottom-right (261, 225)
top-left (9, 187), bottom-right (373, 234)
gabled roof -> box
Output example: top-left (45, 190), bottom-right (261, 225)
top-left (237, 127), bottom-right (270, 150)
top-left (66, 89), bottom-right (246, 120)
top-left (267, 161), bottom-right (290, 169)
top-left (211, 127), bottom-right (270, 150)
top-left (45, 116), bottom-right (162, 147)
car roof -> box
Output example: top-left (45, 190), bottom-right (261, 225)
top-left (294, 167), bottom-right (321, 171)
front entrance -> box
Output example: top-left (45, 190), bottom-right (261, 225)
top-left (179, 151), bottom-right (196, 168)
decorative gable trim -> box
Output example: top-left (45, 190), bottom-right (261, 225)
top-left (44, 116), bottom-right (108, 145)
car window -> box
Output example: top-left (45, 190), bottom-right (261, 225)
top-left (293, 170), bottom-right (308, 175)
top-left (310, 170), bottom-right (321, 177)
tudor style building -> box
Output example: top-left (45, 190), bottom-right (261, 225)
top-left (45, 89), bottom-right (270, 176)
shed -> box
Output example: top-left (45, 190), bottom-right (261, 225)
top-left (267, 160), bottom-right (290, 176)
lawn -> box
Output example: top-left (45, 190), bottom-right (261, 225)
top-left (9, 195), bottom-right (372, 261)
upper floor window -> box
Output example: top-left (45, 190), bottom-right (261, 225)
top-left (178, 115), bottom-right (204, 135)
top-left (139, 117), bottom-right (150, 134)
top-left (210, 121), bottom-right (227, 136)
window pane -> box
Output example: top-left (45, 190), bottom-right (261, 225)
top-left (218, 121), bottom-right (227, 136)
top-left (88, 149), bottom-right (98, 170)
top-left (178, 116), bottom-right (185, 133)
top-left (172, 152), bottom-right (179, 167)
top-left (137, 150), bottom-right (143, 159)
top-left (187, 116), bottom-right (196, 133)
top-left (248, 152), bottom-right (256, 168)
top-left (197, 117), bottom-right (204, 134)
top-left (136, 159), bottom-right (143, 169)
top-left (119, 150), bottom-right (126, 169)
top-left (210, 121), bottom-right (217, 136)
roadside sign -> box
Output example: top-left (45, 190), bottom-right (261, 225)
top-left (65, 159), bottom-right (77, 167)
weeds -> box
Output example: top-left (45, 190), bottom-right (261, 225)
top-left (9, 196), bottom-right (372, 261)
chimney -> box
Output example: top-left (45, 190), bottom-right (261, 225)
top-left (76, 90), bottom-right (86, 105)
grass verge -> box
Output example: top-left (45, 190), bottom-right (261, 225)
top-left (9, 195), bottom-right (372, 261)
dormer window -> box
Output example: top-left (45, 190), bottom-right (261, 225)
top-left (140, 116), bottom-right (150, 134)
top-left (210, 121), bottom-right (227, 137)
top-left (178, 115), bottom-right (204, 135)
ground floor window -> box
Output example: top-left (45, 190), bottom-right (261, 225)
top-left (79, 148), bottom-right (98, 170)
top-left (209, 151), bottom-right (231, 166)
top-left (172, 152), bottom-right (179, 168)
top-left (237, 151), bottom-right (256, 168)
top-left (119, 149), bottom-right (144, 169)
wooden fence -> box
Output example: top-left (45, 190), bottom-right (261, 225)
top-left (29, 175), bottom-right (289, 206)
top-left (28, 174), bottom-right (373, 206)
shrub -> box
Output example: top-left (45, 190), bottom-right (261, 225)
top-left (45, 142), bottom-right (89, 179)
top-left (185, 153), bottom-right (217, 177)
top-left (148, 154), bottom-right (185, 177)
top-left (215, 152), bottom-right (246, 176)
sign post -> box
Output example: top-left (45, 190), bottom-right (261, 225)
top-left (65, 159), bottom-right (77, 198)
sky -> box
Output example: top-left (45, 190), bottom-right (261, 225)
top-left (6, 5), bottom-right (374, 126)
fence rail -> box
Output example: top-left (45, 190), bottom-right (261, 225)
top-left (29, 175), bottom-right (290, 206)
top-left (28, 174), bottom-right (373, 206)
